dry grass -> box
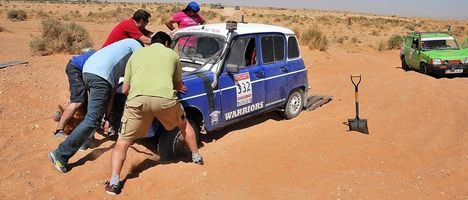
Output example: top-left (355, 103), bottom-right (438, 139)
top-left (387, 35), bottom-right (404, 50)
top-left (30, 19), bottom-right (93, 56)
top-left (7, 9), bottom-right (27, 21)
top-left (300, 28), bottom-right (328, 51)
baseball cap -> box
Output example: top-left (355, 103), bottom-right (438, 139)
top-left (186, 2), bottom-right (200, 13)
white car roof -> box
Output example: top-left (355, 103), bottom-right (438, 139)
top-left (175, 23), bottom-right (296, 38)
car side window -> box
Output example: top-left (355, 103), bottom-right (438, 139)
top-left (287, 36), bottom-right (300, 59)
top-left (261, 35), bottom-right (286, 64)
top-left (412, 37), bottom-right (419, 49)
top-left (225, 37), bottom-right (256, 68)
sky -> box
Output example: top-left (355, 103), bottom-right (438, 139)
top-left (134, 0), bottom-right (468, 19)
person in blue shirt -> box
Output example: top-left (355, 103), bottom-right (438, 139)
top-left (54, 50), bottom-right (95, 137)
top-left (48, 39), bottom-right (143, 173)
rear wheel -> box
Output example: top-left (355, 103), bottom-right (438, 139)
top-left (280, 89), bottom-right (304, 119)
top-left (158, 119), bottom-right (200, 160)
top-left (401, 57), bottom-right (409, 71)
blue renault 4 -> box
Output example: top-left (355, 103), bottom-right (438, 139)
top-left (114, 22), bottom-right (309, 159)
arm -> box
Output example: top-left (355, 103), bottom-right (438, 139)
top-left (138, 35), bottom-right (152, 45)
top-left (173, 58), bottom-right (186, 93)
top-left (174, 80), bottom-right (187, 93)
top-left (122, 83), bottom-right (130, 96)
top-left (165, 18), bottom-right (177, 31)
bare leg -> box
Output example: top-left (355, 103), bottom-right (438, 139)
top-left (177, 120), bottom-right (198, 154)
top-left (56, 102), bottom-right (82, 130)
top-left (111, 140), bottom-right (132, 178)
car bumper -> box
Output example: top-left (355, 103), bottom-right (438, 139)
top-left (428, 64), bottom-right (468, 75)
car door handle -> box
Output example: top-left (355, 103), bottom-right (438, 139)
top-left (280, 66), bottom-right (289, 72)
top-left (254, 71), bottom-right (264, 78)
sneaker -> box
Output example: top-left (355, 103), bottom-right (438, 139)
top-left (48, 152), bottom-right (67, 173)
top-left (192, 154), bottom-right (204, 165)
top-left (53, 130), bottom-right (67, 138)
top-left (105, 181), bottom-right (121, 195)
top-left (78, 137), bottom-right (94, 151)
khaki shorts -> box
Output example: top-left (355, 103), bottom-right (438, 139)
top-left (119, 96), bottom-right (185, 141)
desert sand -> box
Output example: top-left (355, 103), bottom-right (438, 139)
top-left (0, 2), bottom-right (467, 199)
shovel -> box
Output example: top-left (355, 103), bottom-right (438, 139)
top-left (348, 74), bottom-right (369, 134)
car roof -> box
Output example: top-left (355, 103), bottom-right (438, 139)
top-left (175, 23), bottom-right (296, 37)
top-left (408, 32), bottom-right (454, 38)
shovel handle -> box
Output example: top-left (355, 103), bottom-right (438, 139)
top-left (351, 74), bottom-right (362, 89)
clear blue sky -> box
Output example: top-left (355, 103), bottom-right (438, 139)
top-left (143, 0), bottom-right (468, 19)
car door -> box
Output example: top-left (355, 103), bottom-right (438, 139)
top-left (218, 35), bottom-right (265, 124)
top-left (408, 37), bottom-right (421, 67)
top-left (260, 34), bottom-right (289, 108)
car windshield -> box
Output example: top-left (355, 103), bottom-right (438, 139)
top-left (173, 33), bottom-right (227, 73)
top-left (421, 37), bottom-right (460, 50)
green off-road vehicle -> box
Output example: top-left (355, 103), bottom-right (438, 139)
top-left (400, 32), bottom-right (468, 75)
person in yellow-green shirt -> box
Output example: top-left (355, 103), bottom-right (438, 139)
top-left (105, 32), bottom-right (203, 195)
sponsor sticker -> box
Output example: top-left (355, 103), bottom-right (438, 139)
top-left (224, 102), bottom-right (264, 120)
top-left (234, 72), bottom-right (253, 107)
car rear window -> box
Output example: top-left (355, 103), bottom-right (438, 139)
top-left (288, 36), bottom-right (300, 59)
top-left (261, 35), bottom-right (285, 64)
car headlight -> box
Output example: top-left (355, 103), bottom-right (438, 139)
top-left (463, 57), bottom-right (468, 64)
top-left (432, 58), bottom-right (442, 65)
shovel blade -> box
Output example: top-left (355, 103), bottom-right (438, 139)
top-left (348, 118), bottom-right (369, 134)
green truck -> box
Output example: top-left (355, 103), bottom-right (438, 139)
top-left (400, 32), bottom-right (468, 75)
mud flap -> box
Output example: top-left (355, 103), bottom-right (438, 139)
top-left (304, 95), bottom-right (333, 111)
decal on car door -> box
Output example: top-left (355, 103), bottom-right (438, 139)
top-left (235, 72), bottom-right (253, 107)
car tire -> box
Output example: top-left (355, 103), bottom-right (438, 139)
top-left (419, 63), bottom-right (428, 75)
top-left (158, 119), bottom-right (200, 160)
top-left (401, 57), bottom-right (409, 71)
top-left (280, 88), bottom-right (304, 120)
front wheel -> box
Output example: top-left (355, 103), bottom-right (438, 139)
top-left (280, 89), bottom-right (304, 119)
top-left (158, 119), bottom-right (200, 160)
top-left (419, 63), bottom-right (428, 75)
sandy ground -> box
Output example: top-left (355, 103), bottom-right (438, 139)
top-left (0, 4), bottom-right (467, 200)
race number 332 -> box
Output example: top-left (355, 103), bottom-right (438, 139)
top-left (234, 72), bottom-right (253, 107)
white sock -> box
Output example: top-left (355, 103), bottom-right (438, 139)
top-left (110, 175), bottom-right (120, 186)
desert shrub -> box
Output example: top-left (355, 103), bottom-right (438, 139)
top-left (29, 19), bottom-right (93, 56)
top-left (351, 37), bottom-right (359, 43)
top-left (336, 36), bottom-right (345, 44)
top-left (219, 15), bottom-right (226, 22)
top-left (387, 35), bottom-right (404, 50)
top-left (405, 24), bottom-right (415, 31)
top-left (7, 9), bottom-right (27, 21)
top-left (0, 26), bottom-right (5, 32)
top-left (200, 10), bottom-right (218, 21)
top-left (301, 28), bottom-right (328, 51)
top-left (371, 30), bottom-right (380, 36)
top-left (376, 40), bottom-right (386, 51)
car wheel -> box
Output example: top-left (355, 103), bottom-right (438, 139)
top-left (401, 57), bottom-right (409, 71)
top-left (419, 63), bottom-right (428, 75)
top-left (158, 119), bottom-right (200, 160)
top-left (280, 88), bottom-right (304, 119)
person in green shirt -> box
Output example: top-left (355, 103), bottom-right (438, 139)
top-left (105, 32), bottom-right (203, 195)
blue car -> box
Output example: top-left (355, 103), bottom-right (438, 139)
top-left (114, 22), bottom-right (309, 159)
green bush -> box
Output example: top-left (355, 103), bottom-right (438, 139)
top-left (301, 28), bottom-right (328, 51)
top-left (387, 35), bottom-right (404, 50)
top-left (29, 19), bottom-right (93, 56)
top-left (7, 9), bottom-right (27, 21)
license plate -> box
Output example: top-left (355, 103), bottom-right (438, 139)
top-left (445, 69), bottom-right (463, 74)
